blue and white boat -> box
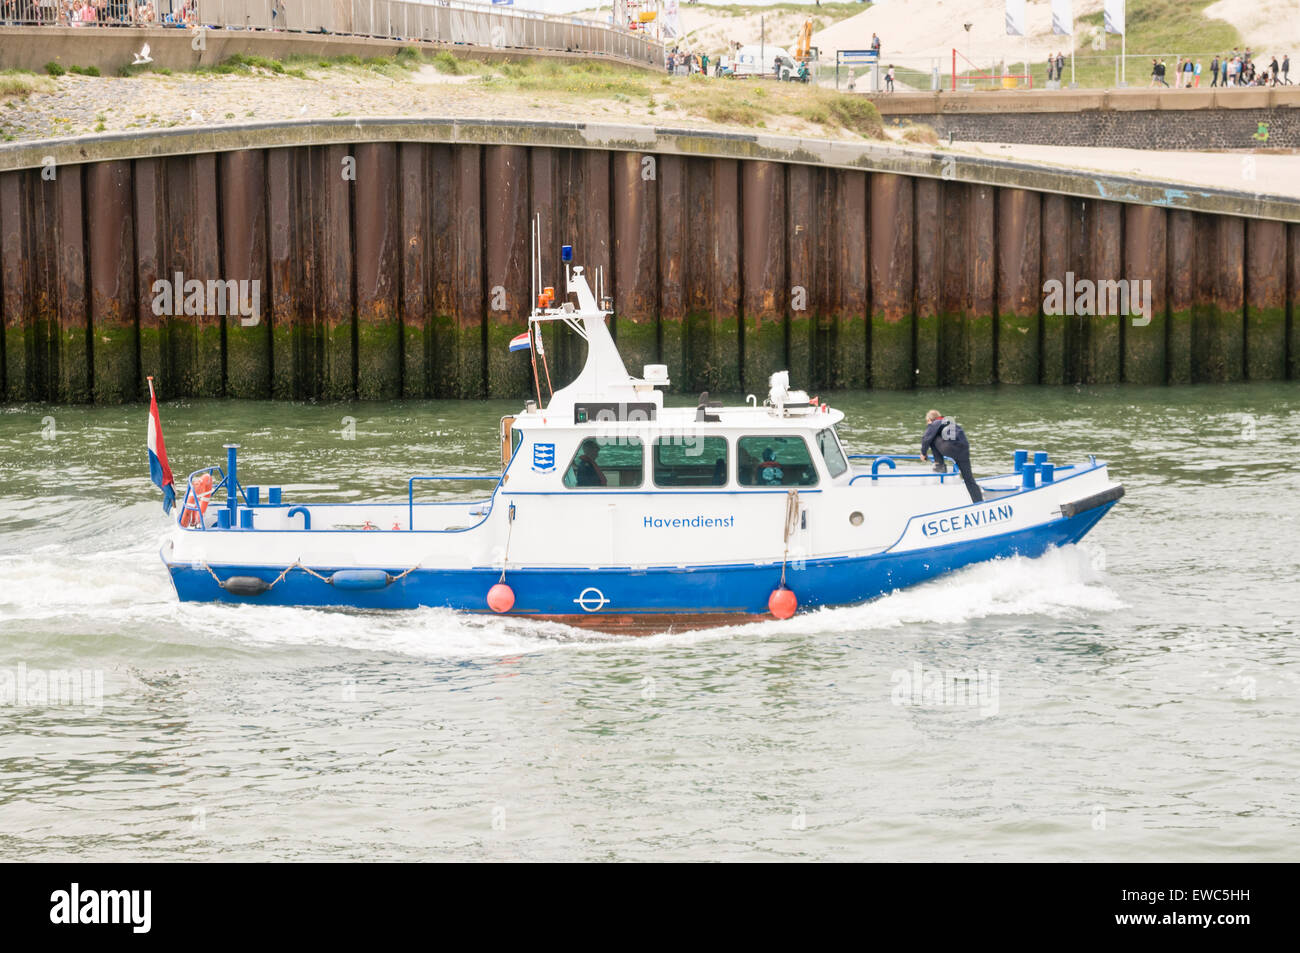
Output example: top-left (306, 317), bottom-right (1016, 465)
top-left (161, 248), bottom-right (1124, 633)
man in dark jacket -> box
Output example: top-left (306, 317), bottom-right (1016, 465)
top-left (920, 409), bottom-right (983, 503)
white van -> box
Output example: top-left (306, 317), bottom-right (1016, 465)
top-left (732, 44), bottom-right (799, 80)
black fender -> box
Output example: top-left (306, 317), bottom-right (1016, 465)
top-left (1060, 485), bottom-right (1125, 518)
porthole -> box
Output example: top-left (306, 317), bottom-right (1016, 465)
top-left (849, 511), bottom-right (864, 526)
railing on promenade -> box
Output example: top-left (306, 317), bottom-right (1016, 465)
top-left (0, 0), bottom-right (665, 66)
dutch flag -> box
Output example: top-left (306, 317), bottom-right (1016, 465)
top-left (509, 331), bottom-right (531, 353)
top-left (147, 377), bottom-right (176, 515)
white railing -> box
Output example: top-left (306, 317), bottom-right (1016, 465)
top-left (1, 0), bottom-right (665, 65)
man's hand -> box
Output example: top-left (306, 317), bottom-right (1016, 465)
top-left (919, 454), bottom-right (927, 462)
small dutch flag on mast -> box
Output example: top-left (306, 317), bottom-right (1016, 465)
top-left (146, 376), bottom-right (176, 514)
top-left (509, 331), bottom-right (531, 353)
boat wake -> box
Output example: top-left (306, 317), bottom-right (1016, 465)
top-left (714, 543), bottom-right (1125, 640)
top-left (1, 518), bottom-right (1123, 660)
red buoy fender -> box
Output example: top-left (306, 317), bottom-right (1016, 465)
top-left (487, 582), bottom-right (515, 614)
top-left (769, 587), bottom-right (797, 620)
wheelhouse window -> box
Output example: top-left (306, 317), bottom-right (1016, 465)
top-left (563, 437), bottom-right (644, 488)
top-left (653, 436), bottom-right (729, 488)
top-left (817, 427), bottom-right (848, 478)
top-left (736, 436), bottom-right (818, 487)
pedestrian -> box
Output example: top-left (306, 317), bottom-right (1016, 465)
top-left (1269, 55), bottom-right (1279, 86)
top-left (1055, 51), bottom-right (1065, 84)
top-left (885, 65), bottom-right (895, 91)
top-left (1210, 54), bottom-right (1219, 87)
top-left (1046, 52), bottom-right (1055, 83)
top-left (920, 411), bottom-right (983, 504)
top-left (871, 32), bottom-right (881, 56)
top-left (1193, 59), bottom-right (1201, 87)
top-left (1184, 58), bottom-right (1195, 87)
top-left (1282, 54), bottom-right (1291, 85)
top-left (1174, 56), bottom-right (1183, 88)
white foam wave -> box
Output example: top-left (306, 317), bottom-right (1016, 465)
top-left (0, 534), bottom-right (1122, 660)
top-left (703, 545), bottom-right (1126, 640)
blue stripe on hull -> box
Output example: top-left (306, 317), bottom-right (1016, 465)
top-left (167, 504), bottom-right (1115, 617)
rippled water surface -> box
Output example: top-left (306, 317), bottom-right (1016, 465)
top-left (1, 384), bottom-right (1297, 861)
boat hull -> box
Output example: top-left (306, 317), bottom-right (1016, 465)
top-left (164, 501), bottom-right (1116, 631)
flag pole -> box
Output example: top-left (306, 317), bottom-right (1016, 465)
top-left (529, 325), bottom-right (543, 406)
top-left (538, 328), bottom-right (554, 399)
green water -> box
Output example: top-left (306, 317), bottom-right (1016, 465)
top-left (1, 383), bottom-right (1297, 860)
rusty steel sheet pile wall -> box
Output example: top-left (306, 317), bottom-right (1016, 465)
top-left (2, 143), bottom-right (1298, 403)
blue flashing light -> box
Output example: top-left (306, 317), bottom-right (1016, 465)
top-left (561, 244), bottom-right (573, 262)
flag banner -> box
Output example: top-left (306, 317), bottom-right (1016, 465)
top-left (1104, 0), bottom-right (1125, 35)
top-left (509, 331), bottom-right (532, 353)
top-left (146, 377), bottom-right (176, 515)
top-left (1051, 0), bottom-right (1073, 36)
top-left (662, 0), bottom-right (681, 41)
top-left (1005, 0), bottom-right (1026, 37)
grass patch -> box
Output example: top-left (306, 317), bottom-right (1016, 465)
top-left (68, 65), bottom-right (101, 77)
top-left (431, 51), bottom-right (465, 75)
top-left (709, 1), bottom-right (867, 17)
top-left (118, 63), bottom-right (172, 77)
top-left (199, 53), bottom-right (308, 79)
top-left (44, 62), bottom-right (65, 77)
top-left (899, 122), bottom-right (939, 145)
top-left (704, 101), bottom-right (767, 125)
top-left (0, 73), bottom-right (55, 97)
top-left (825, 95), bottom-right (882, 135)
top-left (479, 58), bottom-right (653, 97)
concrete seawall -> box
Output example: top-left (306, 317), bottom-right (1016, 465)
top-left (1, 119), bottom-right (1296, 403)
top-left (871, 88), bottom-right (1300, 150)
top-left (0, 25), bottom-right (661, 75)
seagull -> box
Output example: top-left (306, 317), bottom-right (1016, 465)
top-left (188, 109), bottom-right (202, 123)
top-left (133, 43), bottom-right (152, 66)
top-left (298, 104), bottom-right (308, 115)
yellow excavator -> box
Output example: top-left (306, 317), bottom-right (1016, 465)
top-left (795, 19), bottom-right (813, 61)
top-left (793, 19), bottom-right (814, 83)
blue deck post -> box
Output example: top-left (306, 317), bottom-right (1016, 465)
top-left (1013, 449), bottom-right (1028, 472)
top-left (225, 443), bottom-right (239, 526)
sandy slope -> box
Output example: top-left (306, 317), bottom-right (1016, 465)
top-left (1204, 1), bottom-right (1300, 55)
top-left (677, 7), bottom-right (816, 53)
top-left (812, 0), bottom-right (1107, 68)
